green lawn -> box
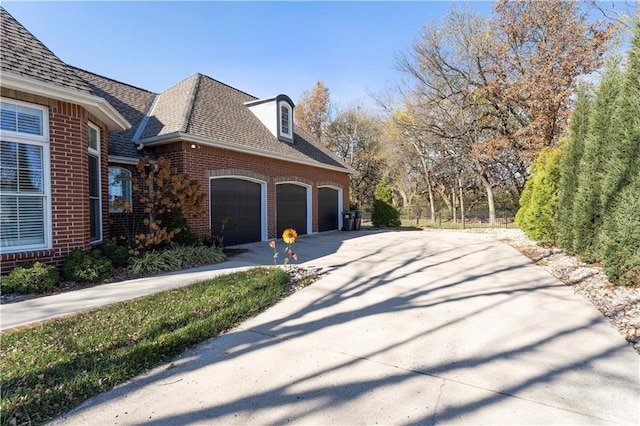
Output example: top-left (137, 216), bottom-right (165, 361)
top-left (1, 267), bottom-right (290, 426)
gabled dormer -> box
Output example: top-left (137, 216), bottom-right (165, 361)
top-left (246, 94), bottom-right (295, 143)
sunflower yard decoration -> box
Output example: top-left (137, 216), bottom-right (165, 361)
top-left (269, 228), bottom-right (299, 266)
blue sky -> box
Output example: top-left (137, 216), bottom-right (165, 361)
top-left (2, 1), bottom-right (494, 111)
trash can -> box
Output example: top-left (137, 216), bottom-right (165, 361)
top-left (353, 210), bottom-right (362, 231)
top-left (342, 211), bottom-right (353, 231)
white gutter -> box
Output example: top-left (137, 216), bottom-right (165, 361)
top-left (108, 155), bottom-right (140, 165)
top-left (138, 131), bottom-right (354, 174)
top-left (0, 72), bottom-right (130, 132)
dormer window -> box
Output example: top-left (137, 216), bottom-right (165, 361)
top-left (245, 94), bottom-right (295, 143)
top-left (278, 100), bottom-right (293, 142)
top-left (280, 104), bottom-right (290, 136)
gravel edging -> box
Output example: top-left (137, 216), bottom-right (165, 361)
top-left (457, 228), bottom-right (640, 355)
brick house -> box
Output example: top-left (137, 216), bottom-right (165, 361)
top-left (0, 8), bottom-right (351, 271)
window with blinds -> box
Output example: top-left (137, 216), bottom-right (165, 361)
top-left (0, 99), bottom-right (49, 251)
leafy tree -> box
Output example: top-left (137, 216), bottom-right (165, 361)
top-left (515, 147), bottom-right (562, 246)
top-left (394, 2), bottom-right (613, 227)
top-left (600, 14), bottom-right (640, 286)
top-left (325, 107), bottom-right (384, 209)
top-left (130, 156), bottom-right (204, 256)
top-left (600, 15), bottom-right (640, 216)
top-left (571, 58), bottom-right (623, 261)
top-left (294, 81), bottom-right (330, 143)
top-left (556, 83), bottom-right (593, 252)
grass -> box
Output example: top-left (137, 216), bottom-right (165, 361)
top-left (363, 219), bottom-right (518, 230)
top-left (0, 267), bottom-right (290, 426)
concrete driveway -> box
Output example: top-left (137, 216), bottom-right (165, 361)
top-left (56, 230), bottom-right (640, 425)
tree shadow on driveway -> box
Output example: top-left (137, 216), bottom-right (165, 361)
top-left (59, 230), bottom-right (640, 425)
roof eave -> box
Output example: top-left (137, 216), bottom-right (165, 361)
top-left (0, 72), bottom-right (131, 132)
top-left (138, 132), bottom-right (353, 174)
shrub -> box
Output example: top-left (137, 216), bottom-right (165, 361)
top-left (601, 177), bottom-right (640, 286)
top-left (169, 214), bottom-right (201, 247)
top-left (129, 245), bottom-right (226, 275)
top-left (372, 199), bottom-right (401, 227)
top-left (98, 239), bottom-right (131, 268)
top-left (515, 147), bottom-right (562, 246)
top-left (1, 262), bottom-right (59, 294)
top-left (62, 249), bottom-right (114, 283)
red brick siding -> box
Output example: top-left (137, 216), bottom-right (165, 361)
top-left (1, 95), bottom-right (110, 272)
top-left (155, 142), bottom-right (350, 239)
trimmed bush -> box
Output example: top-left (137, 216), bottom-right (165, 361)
top-left (1, 262), bottom-right (59, 294)
top-left (601, 176), bottom-right (640, 286)
top-left (515, 147), bottom-right (562, 246)
top-left (372, 199), bottom-right (401, 228)
top-left (98, 239), bottom-right (131, 268)
top-left (129, 245), bottom-right (226, 275)
top-left (62, 249), bottom-right (114, 283)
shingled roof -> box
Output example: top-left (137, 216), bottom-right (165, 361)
top-left (0, 6), bottom-right (349, 172)
top-left (134, 73), bottom-right (348, 170)
top-left (0, 7), bottom-right (91, 94)
top-left (72, 67), bottom-right (157, 159)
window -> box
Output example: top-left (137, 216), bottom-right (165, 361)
top-left (279, 103), bottom-right (292, 138)
top-left (0, 100), bottom-right (49, 251)
top-left (108, 167), bottom-right (132, 212)
top-left (88, 123), bottom-right (102, 242)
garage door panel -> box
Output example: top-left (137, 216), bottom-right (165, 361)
top-left (210, 178), bottom-right (261, 246)
top-left (277, 184), bottom-right (307, 236)
top-left (318, 187), bottom-right (338, 232)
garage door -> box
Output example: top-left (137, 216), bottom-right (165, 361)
top-left (277, 184), bottom-right (307, 237)
top-left (210, 178), bottom-right (261, 246)
top-left (318, 187), bottom-right (339, 232)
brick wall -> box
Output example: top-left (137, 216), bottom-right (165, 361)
top-left (1, 92), bottom-right (110, 271)
top-left (154, 142), bottom-right (350, 239)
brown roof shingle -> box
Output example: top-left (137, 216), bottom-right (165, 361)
top-left (72, 67), bottom-right (157, 158)
top-left (0, 7), bottom-right (92, 94)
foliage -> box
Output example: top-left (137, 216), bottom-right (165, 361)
top-left (269, 228), bottom-right (298, 265)
top-left (372, 199), bottom-right (401, 228)
top-left (374, 177), bottom-right (394, 204)
top-left (391, 1), bottom-right (614, 227)
top-left (515, 147), bottom-right (562, 246)
top-left (128, 245), bottom-right (226, 275)
top-left (62, 249), bottom-right (114, 283)
top-left (98, 239), bottom-right (131, 268)
top-left (600, 17), bottom-right (640, 216)
top-left (129, 156), bottom-right (204, 256)
top-left (1, 268), bottom-right (289, 426)
top-left (0, 262), bottom-right (59, 295)
top-left (601, 176), bottom-right (640, 286)
top-left (294, 81), bottom-right (330, 142)
top-left (570, 58), bottom-right (622, 261)
top-left (556, 84), bottom-right (592, 252)
top-left (170, 214), bottom-right (201, 247)
top-left (325, 107), bottom-right (385, 209)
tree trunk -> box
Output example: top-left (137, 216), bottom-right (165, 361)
top-left (458, 175), bottom-right (465, 229)
top-left (451, 186), bottom-right (457, 224)
top-left (479, 174), bottom-right (496, 226)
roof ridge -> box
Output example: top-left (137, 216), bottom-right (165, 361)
top-left (198, 73), bottom-right (258, 101)
top-left (182, 73), bottom-right (202, 133)
top-left (0, 6), bottom-right (92, 94)
top-left (69, 65), bottom-right (157, 95)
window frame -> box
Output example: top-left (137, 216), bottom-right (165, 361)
top-left (0, 98), bottom-right (51, 253)
top-left (88, 122), bottom-right (102, 243)
top-left (108, 166), bottom-right (133, 213)
top-left (278, 101), bottom-right (293, 139)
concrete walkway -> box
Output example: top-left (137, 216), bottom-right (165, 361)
top-left (12, 230), bottom-right (640, 424)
